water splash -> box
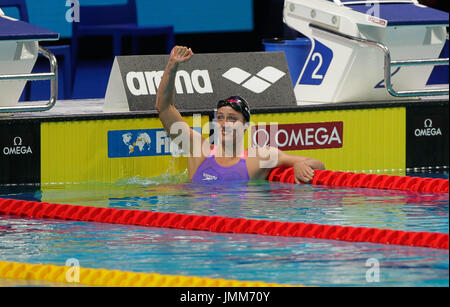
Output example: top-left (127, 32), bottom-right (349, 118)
top-left (114, 170), bottom-right (189, 187)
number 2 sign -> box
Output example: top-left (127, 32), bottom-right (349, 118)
top-left (299, 40), bottom-right (333, 86)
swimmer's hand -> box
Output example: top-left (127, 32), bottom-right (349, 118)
top-left (293, 161), bottom-right (315, 184)
top-left (169, 46), bottom-right (194, 64)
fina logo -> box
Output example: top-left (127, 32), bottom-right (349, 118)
top-left (122, 132), bottom-right (151, 154)
top-left (2, 136), bottom-right (33, 156)
top-left (414, 119), bottom-right (442, 137)
top-left (107, 129), bottom-right (184, 158)
top-left (126, 70), bottom-right (213, 96)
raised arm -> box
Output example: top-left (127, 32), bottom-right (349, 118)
top-left (156, 46), bottom-right (205, 157)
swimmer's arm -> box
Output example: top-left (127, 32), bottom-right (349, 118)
top-left (156, 47), bottom-right (205, 156)
top-left (277, 149), bottom-right (325, 183)
top-left (251, 147), bottom-right (325, 183)
top-left (156, 58), bottom-right (184, 131)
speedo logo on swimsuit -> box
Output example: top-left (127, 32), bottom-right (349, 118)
top-left (126, 70), bottom-right (213, 96)
top-left (202, 173), bottom-right (218, 181)
top-left (222, 66), bottom-right (286, 94)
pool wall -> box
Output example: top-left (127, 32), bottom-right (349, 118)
top-left (0, 99), bottom-right (448, 186)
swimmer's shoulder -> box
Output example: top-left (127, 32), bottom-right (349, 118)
top-left (245, 146), bottom-right (280, 179)
top-left (246, 146), bottom-right (279, 160)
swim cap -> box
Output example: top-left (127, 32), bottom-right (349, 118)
top-left (217, 96), bottom-right (251, 123)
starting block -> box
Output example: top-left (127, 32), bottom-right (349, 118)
top-left (283, 0), bottom-right (449, 104)
top-left (0, 9), bottom-right (59, 113)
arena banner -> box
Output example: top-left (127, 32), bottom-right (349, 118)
top-left (104, 52), bottom-right (296, 112)
top-left (0, 121), bottom-right (40, 185)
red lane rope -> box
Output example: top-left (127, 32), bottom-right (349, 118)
top-left (0, 198), bottom-right (448, 250)
top-left (268, 168), bottom-right (449, 193)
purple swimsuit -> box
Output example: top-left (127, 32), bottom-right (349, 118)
top-left (191, 148), bottom-right (250, 182)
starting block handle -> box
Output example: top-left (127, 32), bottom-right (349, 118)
top-left (310, 23), bottom-right (449, 98)
top-left (392, 58), bottom-right (448, 67)
top-left (0, 46), bottom-right (58, 113)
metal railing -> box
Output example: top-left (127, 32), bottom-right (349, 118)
top-left (310, 23), bottom-right (449, 98)
top-left (0, 46), bottom-right (58, 113)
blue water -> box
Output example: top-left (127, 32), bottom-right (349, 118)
top-left (0, 216), bottom-right (448, 287)
top-left (0, 174), bottom-right (448, 287)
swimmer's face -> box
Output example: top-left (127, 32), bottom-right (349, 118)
top-left (216, 106), bottom-right (246, 145)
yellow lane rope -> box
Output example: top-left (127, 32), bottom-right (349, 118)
top-left (0, 260), bottom-right (302, 287)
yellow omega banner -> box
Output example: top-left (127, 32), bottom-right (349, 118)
top-left (245, 107), bottom-right (406, 173)
top-left (41, 108), bottom-right (405, 185)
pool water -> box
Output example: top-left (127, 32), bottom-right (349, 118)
top-left (0, 171), bottom-right (448, 287)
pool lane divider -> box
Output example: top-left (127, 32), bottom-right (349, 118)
top-left (0, 198), bottom-right (448, 250)
top-left (0, 260), bottom-right (296, 287)
top-left (268, 168), bottom-right (449, 193)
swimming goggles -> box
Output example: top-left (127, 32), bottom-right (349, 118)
top-left (216, 96), bottom-right (251, 123)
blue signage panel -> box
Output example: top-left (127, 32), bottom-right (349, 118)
top-left (108, 129), bottom-right (168, 158)
top-left (299, 40), bottom-right (333, 86)
top-left (108, 128), bottom-right (201, 158)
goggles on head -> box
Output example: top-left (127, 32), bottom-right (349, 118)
top-left (216, 96), bottom-right (251, 123)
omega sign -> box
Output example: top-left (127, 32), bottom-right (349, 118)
top-left (414, 119), bottom-right (442, 137)
top-left (252, 122), bottom-right (343, 150)
top-left (2, 136), bottom-right (33, 155)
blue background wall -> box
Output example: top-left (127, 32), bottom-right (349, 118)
top-left (1, 0), bottom-right (258, 100)
top-left (2, 0), bottom-right (253, 37)
top-left (4, 0), bottom-right (445, 100)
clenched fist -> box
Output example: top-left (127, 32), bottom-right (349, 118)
top-left (169, 46), bottom-right (194, 64)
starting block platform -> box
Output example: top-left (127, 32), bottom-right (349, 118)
top-left (344, 1), bottom-right (448, 26)
top-left (0, 14), bottom-right (58, 41)
top-left (283, 0), bottom-right (449, 104)
top-left (0, 9), bottom-right (59, 113)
